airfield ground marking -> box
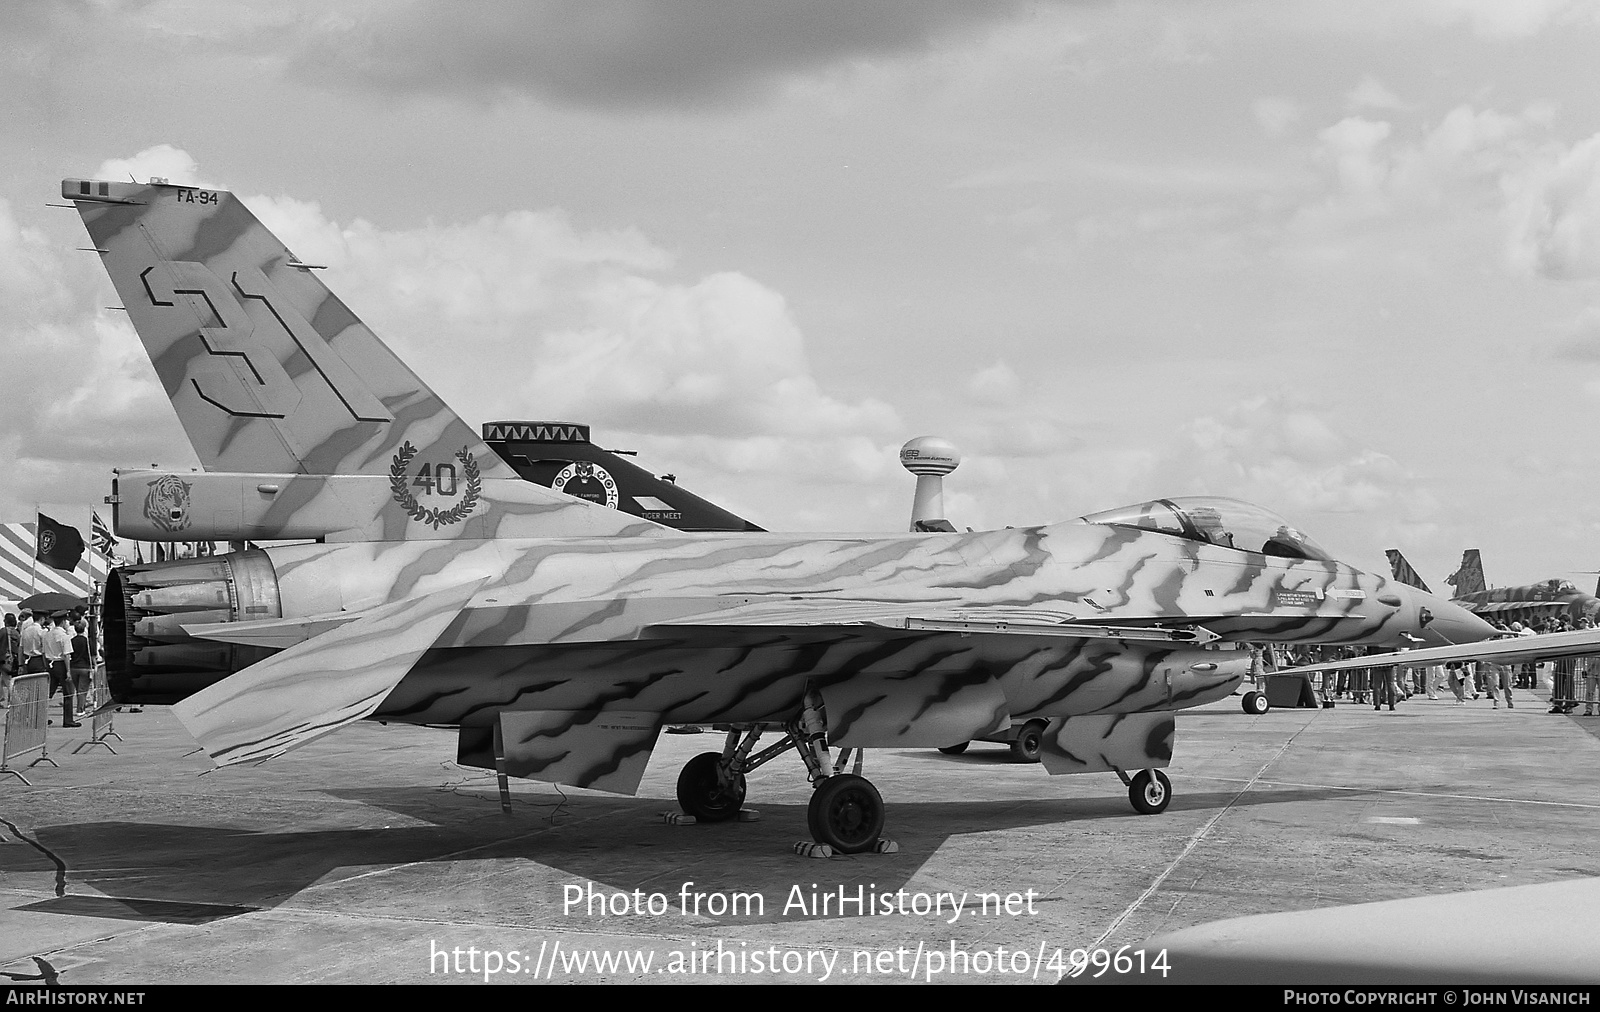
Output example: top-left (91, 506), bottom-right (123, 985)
top-left (1178, 775), bottom-right (1600, 810)
top-left (1089, 717), bottom-right (1318, 949)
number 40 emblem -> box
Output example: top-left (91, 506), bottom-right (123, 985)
top-left (389, 442), bottom-right (482, 529)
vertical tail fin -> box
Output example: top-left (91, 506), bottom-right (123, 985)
top-left (1384, 549), bottom-right (1431, 593)
top-left (1443, 549), bottom-right (1486, 598)
top-left (65, 178), bottom-right (516, 482)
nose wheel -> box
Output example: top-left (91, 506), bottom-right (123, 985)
top-left (1125, 768), bottom-right (1172, 815)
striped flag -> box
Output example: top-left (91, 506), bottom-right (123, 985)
top-left (1, 521), bottom-right (110, 602)
top-left (92, 511), bottom-right (117, 559)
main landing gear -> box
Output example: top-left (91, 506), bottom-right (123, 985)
top-left (671, 688), bottom-right (890, 855)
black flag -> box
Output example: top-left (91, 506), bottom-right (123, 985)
top-left (35, 512), bottom-right (87, 572)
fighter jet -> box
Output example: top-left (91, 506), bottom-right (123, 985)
top-left (1389, 548), bottom-right (1600, 627)
top-left (66, 177), bottom-right (1493, 854)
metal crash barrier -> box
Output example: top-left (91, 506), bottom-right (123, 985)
top-left (1, 673), bottom-right (59, 785)
top-left (72, 664), bottom-right (122, 755)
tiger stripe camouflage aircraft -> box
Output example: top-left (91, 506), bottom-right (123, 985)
top-left (1389, 549), bottom-right (1600, 627)
top-left (67, 176), bottom-right (1495, 854)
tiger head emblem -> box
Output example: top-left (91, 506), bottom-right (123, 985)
top-left (144, 475), bottom-right (194, 533)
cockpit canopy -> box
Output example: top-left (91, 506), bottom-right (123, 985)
top-left (1079, 496), bottom-right (1334, 562)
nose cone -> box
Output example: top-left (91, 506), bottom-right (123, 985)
top-left (1411, 591), bottom-right (1497, 647)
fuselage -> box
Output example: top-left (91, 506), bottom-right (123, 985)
top-left (248, 520), bottom-right (1490, 729)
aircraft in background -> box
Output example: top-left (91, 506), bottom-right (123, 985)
top-left (480, 420), bottom-right (761, 532)
top-left (68, 176), bottom-right (1493, 854)
top-left (1387, 548), bottom-right (1600, 627)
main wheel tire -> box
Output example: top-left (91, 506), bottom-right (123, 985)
top-left (1242, 691), bottom-right (1270, 715)
top-left (1010, 721), bottom-right (1045, 763)
top-left (676, 751), bottom-right (746, 823)
top-left (1128, 769), bottom-right (1172, 815)
top-left (807, 774), bottom-right (885, 853)
top-left (937, 742), bottom-right (969, 755)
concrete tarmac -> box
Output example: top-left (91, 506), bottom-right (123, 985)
top-left (3, 686), bottom-right (1599, 985)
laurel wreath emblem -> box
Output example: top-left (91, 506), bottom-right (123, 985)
top-left (389, 442), bottom-right (482, 529)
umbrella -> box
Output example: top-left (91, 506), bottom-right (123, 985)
top-left (17, 591), bottom-right (87, 614)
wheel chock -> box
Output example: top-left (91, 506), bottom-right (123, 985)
top-left (793, 841), bottom-right (834, 859)
top-left (736, 808), bottom-right (760, 822)
top-left (663, 812), bottom-right (698, 826)
top-left (873, 838), bottom-right (899, 854)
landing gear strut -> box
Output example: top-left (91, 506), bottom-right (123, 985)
top-left (791, 687), bottom-right (885, 853)
top-left (670, 686), bottom-right (890, 854)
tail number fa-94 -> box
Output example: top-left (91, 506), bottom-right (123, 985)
top-left (173, 188), bottom-right (219, 205)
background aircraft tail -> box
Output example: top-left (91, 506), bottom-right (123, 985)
top-left (1444, 549), bottom-right (1486, 598)
top-left (1384, 549), bottom-right (1431, 593)
top-left (65, 177), bottom-right (518, 483)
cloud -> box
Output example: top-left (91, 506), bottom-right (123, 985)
top-left (93, 145), bottom-right (215, 190)
top-left (1412, 0), bottom-right (1593, 38)
top-left (1291, 104), bottom-right (1551, 239)
top-left (1346, 76), bottom-right (1406, 113)
top-left (966, 360), bottom-right (1021, 404)
top-left (0, 194), bottom-right (195, 521)
top-left (1252, 96), bottom-right (1302, 137)
top-left (279, 0), bottom-right (1034, 110)
top-left (1151, 395), bottom-right (1429, 521)
top-left (1506, 131), bottom-right (1600, 281)
top-left (255, 196), bottom-right (900, 441)
top-left (1317, 117), bottom-right (1395, 204)
top-left (1554, 308), bottom-right (1600, 362)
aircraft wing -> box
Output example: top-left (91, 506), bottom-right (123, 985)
top-left (1276, 627), bottom-right (1600, 673)
top-left (172, 579), bottom-right (486, 766)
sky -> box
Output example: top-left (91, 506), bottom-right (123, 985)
top-left (5, 0), bottom-right (1600, 587)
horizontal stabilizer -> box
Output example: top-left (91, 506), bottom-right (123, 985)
top-left (820, 673), bottom-right (1009, 749)
top-left (496, 710), bottom-right (663, 795)
top-left (172, 579), bottom-right (486, 766)
top-left (1037, 712), bottom-right (1175, 776)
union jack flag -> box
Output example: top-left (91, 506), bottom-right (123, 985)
top-left (92, 511), bottom-right (117, 559)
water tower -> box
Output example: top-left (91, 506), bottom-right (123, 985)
top-left (899, 436), bottom-right (960, 533)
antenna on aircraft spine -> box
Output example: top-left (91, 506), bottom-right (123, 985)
top-left (900, 436), bottom-right (960, 533)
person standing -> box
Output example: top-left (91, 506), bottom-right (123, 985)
top-left (18, 609), bottom-right (47, 675)
top-left (43, 612), bottom-right (78, 728)
top-left (70, 619), bottom-right (92, 717)
top-left (1551, 618), bottom-right (1582, 713)
top-left (1371, 648), bottom-right (1399, 711)
top-left (0, 612), bottom-right (18, 707)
